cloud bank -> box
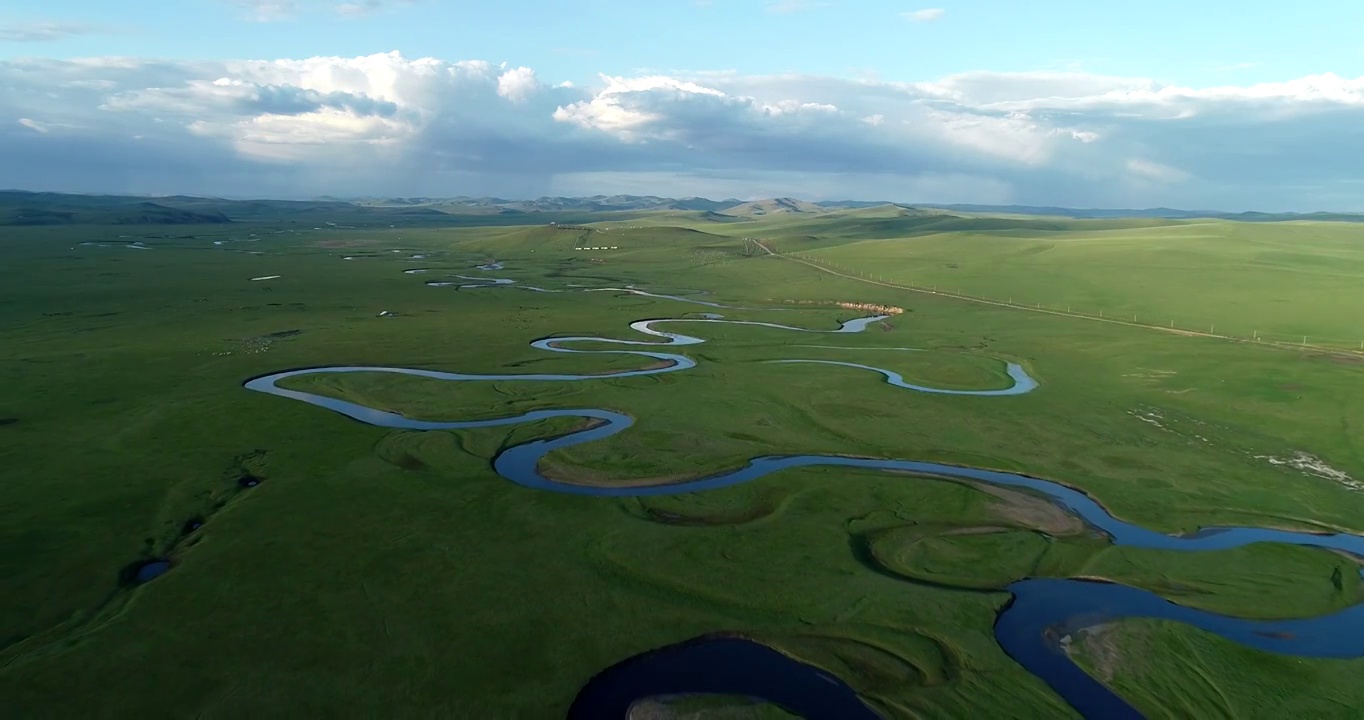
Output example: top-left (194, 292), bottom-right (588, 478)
top-left (2, 51), bottom-right (1362, 210)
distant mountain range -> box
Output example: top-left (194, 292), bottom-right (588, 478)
top-left (333, 194), bottom-right (749, 214)
top-left (3, 189), bottom-right (1361, 225)
top-left (332, 194), bottom-right (1364, 222)
top-left (0, 191), bottom-right (233, 226)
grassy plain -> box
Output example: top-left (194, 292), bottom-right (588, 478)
top-left (739, 213), bottom-right (1364, 348)
top-left (1071, 618), bottom-right (1364, 718)
top-left (2, 209), bottom-right (1363, 718)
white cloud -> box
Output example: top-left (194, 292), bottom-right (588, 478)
top-left (552, 74), bottom-right (728, 140)
top-left (903, 8), bottom-right (946, 22)
top-left (1, 53), bottom-right (1361, 210)
top-left (913, 71), bottom-right (1152, 108)
top-left (190, 107), bottom-right (409, 161)
top-left (919, 70), bottom-right (1364, 116)
top-left (497, 66), bottom-right (539, 103)
top-left (760, 100), bottom-right (839, 115)
top-left (923, 109), bottom-right (1090, 166)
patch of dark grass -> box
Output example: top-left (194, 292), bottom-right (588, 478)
top-left (391, 453), bottom-right (427, 471)
top-left (181, 517), bottom-right (205, 536)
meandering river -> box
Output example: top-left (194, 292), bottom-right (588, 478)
top-left (244, 283), bottom-right (1364, 719)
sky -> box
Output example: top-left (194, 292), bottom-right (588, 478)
top-left (2, 0), bottom-right (1363, 210)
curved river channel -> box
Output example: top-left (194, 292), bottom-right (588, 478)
top-left (245, 284), bottom-right (1364, 719)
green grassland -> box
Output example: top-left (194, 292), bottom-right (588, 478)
top-left (1070, 618), bottom-right (1364, 718)
top-left (3, 209), bottom-right (1363, 718)
top-left (569, 207), bottom-right (1364, 348)
top-left (753, 214), bottom-right (1364, 347)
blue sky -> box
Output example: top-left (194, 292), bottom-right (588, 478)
top-left (7, 0), bottom-right (1362, 86)
top-left (2, 1), bottom-right (1363, 209)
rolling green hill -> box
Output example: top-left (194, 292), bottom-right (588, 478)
top-left (772, 218), bottom-right (1364, 345)
top-left (0, 193), bottom-right (231, 226)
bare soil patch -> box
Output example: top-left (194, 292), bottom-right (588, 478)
top-left (571, 417), bottom-right (609, 433)
top-left (542, 458), bottom-right (700, 489)
top-left (1065, 623), bottom-right (1123, 683)
top-left (940, 525), bottom-right (1010, 536)
top-left (975, 483), bottom-right (1087, 536)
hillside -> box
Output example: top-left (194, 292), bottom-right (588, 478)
top-left (4, 190), bottom-right (1361, 225)
top-left (352, 194), bottom-right (743, 214)
top-left (0, 193), bottom-right (231, 226)
top-left (820, 203), bottom-right (940, 219)
top-left (717, 197), bottom-right (827, 217)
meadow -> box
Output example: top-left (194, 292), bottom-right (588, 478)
top-left (2, 207), bottom-right (1363, 718)
top-left (743, 212), bottom-right (1364, 349)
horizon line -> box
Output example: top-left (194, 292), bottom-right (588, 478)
top-left (2, 187), bottom-right (1362, 217)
